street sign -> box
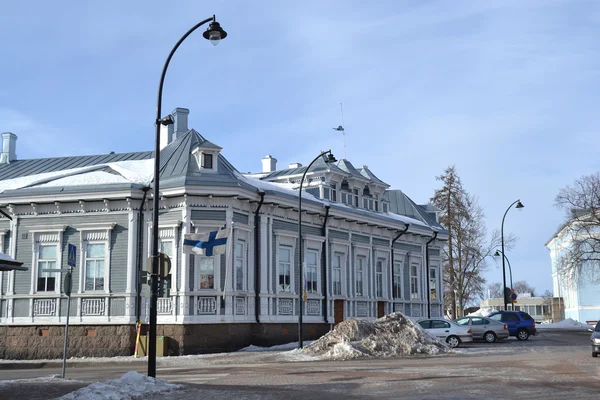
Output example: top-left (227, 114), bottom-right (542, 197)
top-left (64, 272), bottom-right (72, 296)
top-left (67, 244), bottom-right (77, 268)
top-left (146, 253), bottom-right (172, 278)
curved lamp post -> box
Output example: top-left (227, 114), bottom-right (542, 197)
top-left (500, 200), bottom-right (523, 310)
top-left (298, 150), bottom-right (337, 349)
top-left (494, 249), bottom-right (513, 308)
top-left (149, 15), bottom-right (227, 378)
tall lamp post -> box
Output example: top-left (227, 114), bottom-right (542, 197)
top-left (149, 15), bottom-right (227, 378)
top-left (298, 150), bottom-right (337, 349)
top-left (500, 200), bottom-right (523, 310)
top-left (494, 249), bottom-right (513, 308)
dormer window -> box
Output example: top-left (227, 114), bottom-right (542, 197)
top-left (202, 153), bottom-right (213, 169)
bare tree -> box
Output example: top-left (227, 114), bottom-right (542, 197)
top-left (512, 280), bottom-right (536, 296)
top-left (487, 282), bottom-right (503, 298)
top-left (555, 173), bottom-right (600, 283)
top-left (431, 166), bottom-right (507, 318)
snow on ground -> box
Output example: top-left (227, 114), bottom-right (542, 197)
top-left (302, 312), bottom-right (450, 360)
top-left (238, 340), bottom-right (315, 352)
top-left (536, 318), bottom-right (593, 330)
top-left (0, 374), bottom-right (70, 388)
top-left (58, 371), bottom-right (182, 400)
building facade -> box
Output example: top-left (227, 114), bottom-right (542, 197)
top-left (0, 109), bottom-right (447, 359)
top-left (546, 222), bottom-right (600, 326)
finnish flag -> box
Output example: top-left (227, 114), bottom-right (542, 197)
top-left (183, 228), bottom-right (229, 256)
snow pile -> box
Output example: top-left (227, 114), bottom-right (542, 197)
top-left (536, 318), bottom-right (593, 330)
top-left (302, 312), bottom-right (450, 360)
top-left (58, 371), bottom-right (182, 400)
top-left (467, 307), bottom-right (497, 317)
top-left (238, 341), bottom-right (315, 352)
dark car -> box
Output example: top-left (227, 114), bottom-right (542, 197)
top-left (488, 311), bottom-right (537, 340)
top-left (591, 321), bottom-right (600, 357)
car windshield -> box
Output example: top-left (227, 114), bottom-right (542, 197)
top-left (489, 314), bottom-right (501, 321)
top-left (595, 322), bottom-right (600, 332)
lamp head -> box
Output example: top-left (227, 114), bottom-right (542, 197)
top-left (493, 250), bottom-right (501, 257)
top-left (326, 152), bottom-right (337, 163)
top-left (516, 200), bottom-right (524, 210)
top-left (203, 19), bottom-right (227, 46)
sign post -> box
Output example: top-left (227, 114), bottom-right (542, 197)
top-left (62, 244), bottom-right (77, 378)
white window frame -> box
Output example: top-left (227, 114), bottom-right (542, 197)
top-left (393, 257), bottom-right (403, 299)
top-left (191, 225), bottom-right (222, 292)
top-left (29, 226), bottom-right (66, 295)
top-left (83, 241), bottom-right (108, 292)
top-left (36, 243), bottom-right (59, 294)
top-left (76, 223), bottom-right (115, 295)
top-left (355, 255), bottom-right (366, 297)
top-left (278, 246), bottom-right (293, 293)
top-left (234, 239), bottom-right (246, 292)
top-left (192, 148), bottom-right (218, 173)
top-left (330, 241), bottom-right (349, 297)
top-left (332, 252), bottom-right (343, 296)
top-left (430, 266), bottom-right (438, 301)
top-left (375, 258), bottom-right (385, 298)
top-left (305, 249), bottom-right (319, 294)
top-left (410, 262), bottom-right (420, 300)
top-left (275, 231), bottom-right (296, 295)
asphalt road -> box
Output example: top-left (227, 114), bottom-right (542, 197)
top-left (1, 329), bottom-right (599, 399)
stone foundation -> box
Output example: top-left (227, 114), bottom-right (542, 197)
top-left (0, 323), bottom-right (331, 359)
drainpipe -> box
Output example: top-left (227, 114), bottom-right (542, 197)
top-left (136, 187), bottom-right (150, 322)
top-left (254, 191), bottom-right (265, 323)
top-left (390, 224), bottom-right (410, 301)
top-left (321, 205), bottom-right (330, 322)
top-left (425, 231), bottom-right (438, 318)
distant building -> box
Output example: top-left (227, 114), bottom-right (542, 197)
top-left (546, 220), bottom-right (600, 326)
top-left (480, 294), bottom-right (562, 323)
top-left (0, 109), bottom-right (448, 359)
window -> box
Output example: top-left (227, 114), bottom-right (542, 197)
top-left (37, 244), bottom-right (57, 292)
top-left (431, 320), bottom-right (451, 329)
top-left (418, 320), bottom-right (431, 329)
top-left (471, 317), bottom-right (487, 325)
top-left (279, 247), bottom-right (292, 292)
top-left (333, 253), bottom-right (342, 295)
top-left (410, 264), bottom-right (419, 300)
top-left (85, 243), bottom-right (106, 291)
top-left (383, 203), bottom-right (388, 213)
top-left (201, 153), bottom-right (213, 169)
top-left (535, 305), bottom-right (542, 315)
top-left (393, 261), bottom-right (402, 298)
top-left (198, 257), bottom-right (214, 289)
top-left (331, 187), bottom-right (337, 202)
top-left (455, 318), bottom-right (470, 326)
top-left (430, 268), bottom-right (437, 300)
top-left (306, 250), bottom-right (318, 294)
top-left (356, 256), bottom-right (366, 296)
top-left (376, 259), bottom-right (384, 297)
top-left (235, 241), bottom-right (245, 291)
top-left (159, 239), bottom-right (173, 258)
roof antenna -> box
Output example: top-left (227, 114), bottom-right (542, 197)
top-left (332, 102), bottom-right (346, 159)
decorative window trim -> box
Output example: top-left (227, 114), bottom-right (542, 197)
top-left (30, 227), bottom-right (66, 295)
top-left (74, 223), bottom-right (116, 232)
top-left (273, 229), bottom-right (299, 239)
top-left (77, 224), bottom-right (114, 295)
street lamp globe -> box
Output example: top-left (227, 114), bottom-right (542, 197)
top-left (516, 200), bottom-right (524, 210)
top-left (203, 21), bottom-right (228, 45)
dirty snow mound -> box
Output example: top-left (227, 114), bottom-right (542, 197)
top-left (303, 312), bottom-right (450, 360)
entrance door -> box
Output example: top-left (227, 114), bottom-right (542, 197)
top-left (334, 300), bottom-right (344, 325)
top-left (377, 301), bottom-right (385, 318)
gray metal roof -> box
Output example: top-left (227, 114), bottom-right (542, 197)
top-left (384, 189), bottom-right (447, 233)
top-left (159, 129), bottom-right (256, 191)
top-left (358, 166), bottom-right (389, 186)
top-left (336, 159), bottom-right (369, 181)
top-left (262, 154), bottom-right (347, 180)
top-left (0, 151), bottom-right (152, 180)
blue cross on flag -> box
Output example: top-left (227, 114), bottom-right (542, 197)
top-left (183, 229), bottom-right (229, 256)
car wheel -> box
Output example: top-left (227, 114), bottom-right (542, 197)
top-left (593, 352), bottom-right (598, 358)
top-left (484, 331), bottom-right (497, 343)
top-left (446, 335), bottom-right (460, 348)
top-left (517, 329), bottom-right (530, 341)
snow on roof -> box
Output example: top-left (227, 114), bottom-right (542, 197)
top-left (0, 252), bottom-right (17, 263)
top-left (0, 159), bottom-right (154, 193)
top-left (58, 371), bottom-right (182, 400)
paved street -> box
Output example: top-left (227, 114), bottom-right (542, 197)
top-left (1, 329), bottom-right (599, 399)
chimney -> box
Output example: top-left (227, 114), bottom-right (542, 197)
top-left (289, 162), bottom-right (302, 169)
top-left (159, 123), bottom-right (175, 150)
top-left (262, 155), bottom-right (277, 173)
top-left (0, 132), bottom-right (17, 164)
top-left (172, 107), bottom-right (190, 139)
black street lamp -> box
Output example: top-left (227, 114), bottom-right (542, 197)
top-left (500, 200), bottom-right (523, 310)
top-left (149, 15), bottom-right (227, 378)
top-left (494, 249), bottom-right (513, 307)
top-left (298, 150), bottom-right (337, 349)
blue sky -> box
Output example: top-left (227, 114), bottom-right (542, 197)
top-left (1, 1), bottom-right (599, 296)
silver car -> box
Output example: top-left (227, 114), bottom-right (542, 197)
top-left (417, 318), bottom-right (473, 348)
top-left (454, 316), bottom-right (509, 343)
top-left (591, 321), bottom-right (600, 357)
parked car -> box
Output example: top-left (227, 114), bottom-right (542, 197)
top-left (591, 321), bottom-right (600, 358)
top-left (487, 311), bottom-right (537, 340)
top-left (454, 316), bottom-right (509, 343)
top-left (416, 318), bottom-right (473, 348)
